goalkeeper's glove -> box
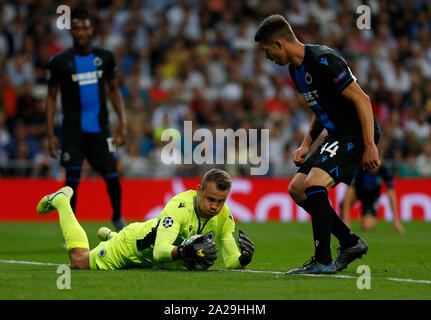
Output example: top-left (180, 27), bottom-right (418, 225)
top-left (178, 231), bottom-right (218, 267)
top-left (238, 230), bottom-right (254, 266)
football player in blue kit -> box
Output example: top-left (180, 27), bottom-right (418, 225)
top-left (45, 8), bottom-right (127, 235)
top-left (255, 14), bottom-right (381, 274)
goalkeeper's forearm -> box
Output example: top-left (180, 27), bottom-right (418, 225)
top-left (302, 114), bottom-right (324, 148)
top-left (153, 242), bottom-right (177, 263)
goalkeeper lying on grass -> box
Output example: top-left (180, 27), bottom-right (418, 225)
top-left (36, 168), bottom-right (254, 271)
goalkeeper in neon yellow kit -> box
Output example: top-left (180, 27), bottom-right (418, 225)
top-left (36, 169), bottom-right (254, 270)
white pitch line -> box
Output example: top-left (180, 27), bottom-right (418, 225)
top-left (1, 260), bottom-right (430, 285)
top-left (0, 259), bottom-right (62, 267)
top-left (213, 268), bottom-right (431, 284)
top-left (387, 277), bottom-right (431, 284)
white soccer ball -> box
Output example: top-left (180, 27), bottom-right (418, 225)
top-left (181, 235), bottom-right (211, 271)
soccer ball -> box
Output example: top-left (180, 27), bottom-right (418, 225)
top-left (181, 235), bottom-right (212, 271)
top-left (182, 257), bottom-right (210, 271)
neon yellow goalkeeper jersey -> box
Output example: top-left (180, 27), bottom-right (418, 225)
top-left (89, 190), bottom-right (242, 270)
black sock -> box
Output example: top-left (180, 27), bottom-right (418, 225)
top-left (65, 166), bottom-right (81, 213)
top-left (297, 197), bottom-right (359, 249)
top-left (304, 186), bottom-right (333, 264)
top-left (297, 198), bottom-right (312, 215)
top-left (103, 173), bottom-right (122, 221)
top-left (332, 212), bottom-right (359, 249)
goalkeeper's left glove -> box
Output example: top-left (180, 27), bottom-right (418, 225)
top-left (238, 230), bottom-right (254, 266)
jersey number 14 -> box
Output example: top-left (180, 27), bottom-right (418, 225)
top-left (320, 141), bottom-right (339, 158)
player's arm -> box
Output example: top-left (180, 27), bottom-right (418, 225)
top-left (341, 82), bottom-right (380, 171)
top-left (106, 50), bottom-right (127, 148)
top-left (383, 169), bottom-right (405, 233)
top-left (107, 77), bottom-right (127, 147)
top-left (219, 212), bottom-right (254, 269)
top-left (341, 185), bottom-right (356, 228)
top-left (152, 207), bottom-right (184, 263)
top-left (45, 57), bottom-right (62, 158)
top-left (293, 113), bottom-right (324, 166)
top-left (386, 188), bottom-right (404, 233)
top-left (45, 86), bottom-right (60, 158)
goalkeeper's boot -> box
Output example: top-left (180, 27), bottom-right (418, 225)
top-left (112, 217), bottom-right (127, 232)
top-left (334, 238), bottom-right (368, 271)
top-left (36, 186), bottom-right (73, 215)
top-left (97, 227), bottom-right (118, 241)
top-left (286, 257), bottom-right (337, 275)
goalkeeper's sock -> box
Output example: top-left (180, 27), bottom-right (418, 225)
top-left (304, 186), bottom-right (333, 265)
top-left (52, 195), bottom-right (89, 251)
top-left (298, 197), bottom-right (359, 249)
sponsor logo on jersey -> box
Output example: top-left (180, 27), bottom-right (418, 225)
top-left (334, 70), bottom-right (347, 83)
top-left (301, 90), bottom-right (319, 106)
top-left (320, 57), bottom-right (328, 65)
top-left (71, 70), bottom-right (103, 85)
top-left (197, 249), bottom-right (205, 257)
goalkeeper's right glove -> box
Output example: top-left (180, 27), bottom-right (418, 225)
top-left (178, 232), bottom-right (218, 267)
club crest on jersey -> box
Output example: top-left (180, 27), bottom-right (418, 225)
top-left (305, 72), bottom-right (313, 84)
top-left (93, 56), bottom-right (103, 67)
top-left (189, 225), bottom-right (193, 232)
top-left (63, 152), bottom-right (70, 161)
top-left (163, 216), bottom-right (174, 228)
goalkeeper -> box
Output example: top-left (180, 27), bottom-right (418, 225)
top-left (36, 169), bottom-right (255, 270)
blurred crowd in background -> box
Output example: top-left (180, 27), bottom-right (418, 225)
top-left (1, 0), bottom-right (431, 178)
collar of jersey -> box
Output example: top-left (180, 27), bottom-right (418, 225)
top-left (294, 44), bottom-right (308, 70)
top-left (193, 196), bottom-right (211, 234)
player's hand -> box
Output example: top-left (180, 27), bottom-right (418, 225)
top-left (113, 123), bottom-right (127, 147)
top-left (393, 221), bottom-right (405, 234)
top-left (47, 134), bottom-right (61, 159)
top-left (179, 232), bottom-right (218, 267)
top-left (292, 146), bottom-right (309, 167)
top-left (362, 143), bottom-right (380, 171)
top-left (238, 230), bottom-right (254, 266)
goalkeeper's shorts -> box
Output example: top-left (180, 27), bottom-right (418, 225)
top-left (89, 222), bottom-right (154, 270)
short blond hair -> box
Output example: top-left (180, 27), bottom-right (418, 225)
top-left (201, 169), bottom-right (232, 191)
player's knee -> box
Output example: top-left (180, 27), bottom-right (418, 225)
top-left (303, 177), bottom-right (319, 190)
top-left (288, 181), bottom-right (304, 202)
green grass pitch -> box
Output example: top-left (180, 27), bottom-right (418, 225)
top-left (0, 221), bottom-right (430, 300)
